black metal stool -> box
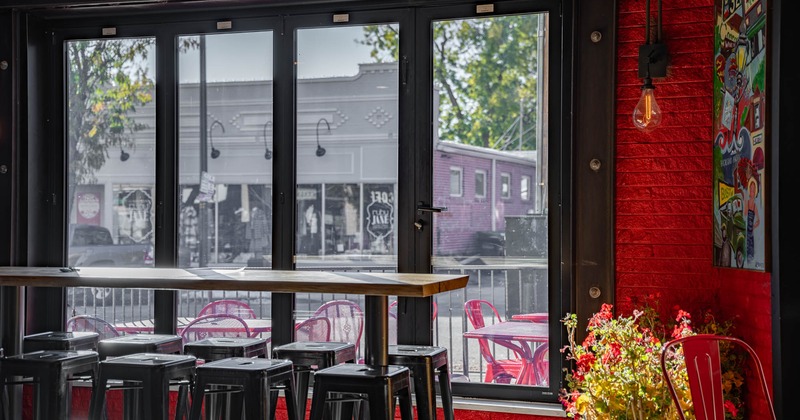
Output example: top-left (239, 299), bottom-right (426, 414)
top-left (183, 337), bottom-right (268, 418)
top-left (95, 334), bottom-right (185, 419)
top-left (388, 345), bottom-right (454, 420)
top-left (0, 350), bottom-right (99, 420)
top-left (184, 337), bottom-right (268, 362)
top-left (308, 363), bottom-right (413, 420)
top-left (189, 357), bottom-right (299, 420)
top-left (23, 331), bottom-right (100, 352)
top-left (88, 353), bottom-right (197, 420)
top-left (97, 333), bottom-right (183, 360)
top-left (272, 341), bottom-right (356, 418)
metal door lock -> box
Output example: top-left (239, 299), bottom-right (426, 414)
top-left (414, 219), bottom-right (425, 231)
top-left (589, 286), bottom-right (602, 299)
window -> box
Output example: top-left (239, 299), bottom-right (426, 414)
top-left (450, 167), bottom-right (463, 197)
top-left (475, 170), bottom-right (487, 198)
top-left (521, 175), bottom-right (531, 201)
top-left (501, 173), bottom-right (511, 199)
top-left (40, 0), bottom-right (566, 405)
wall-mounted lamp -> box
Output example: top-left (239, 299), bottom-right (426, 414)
top-left (262, 121), bottom-right (272, 160)
top-left (120, 148), bottom-right (130, 162)
top-left (633, 0), bottom-right (669, 133)
top-left (316, 118), bottom-right (330, 157)
top-left (210, 120), bottom-right (224, 159)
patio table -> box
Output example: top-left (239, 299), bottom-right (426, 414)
top-left (463, 320), bottom-right (549, 385)
top-left (114, 317), bottom-right (273, 337)
top-left (510, 312), bottom-right (549, 323)
top-left (0, 266), bottom-right (468, 366)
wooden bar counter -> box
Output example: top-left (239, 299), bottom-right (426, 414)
top-left (0, 266), bottom-right (469, 366)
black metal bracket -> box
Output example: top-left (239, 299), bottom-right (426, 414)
top-left (638, 43), bottom-right (668, 78)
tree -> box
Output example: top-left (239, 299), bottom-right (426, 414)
top-left (361, 14), bottom-right (542, 150)
top-left (66, 38), bottom-right (155, 218)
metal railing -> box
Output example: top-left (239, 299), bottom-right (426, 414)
top-left (65, 260), bottom-right (548, 385)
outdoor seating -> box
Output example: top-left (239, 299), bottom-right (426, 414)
top-left (198, 299), bottom-right (258, 319)
top-left (179, 313), bottom-right (252, 345)
top-left (295, 316), bottom-right (331, 342)
top-left (463, 299), bottom-right (526, 384)
top-left (661, 334), bottom-right (777, 420)
top-left (311, 300), bottom-right (363, 352)
top-left (66, 315), bottom-right (121, 340)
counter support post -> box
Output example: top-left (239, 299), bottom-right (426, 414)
top-left (364, 295), bottom-right (388, 366)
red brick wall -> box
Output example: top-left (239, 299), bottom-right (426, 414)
top-left (617, 1), bottom-right (773, 420)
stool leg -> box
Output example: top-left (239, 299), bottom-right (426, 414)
top-left (437, 365), bottom-right (454, 420)
top-left (243, 374), bottom-right (266, 420)
top-left (411, 365), bottom-right (437, 420)
top-left (295, 370), bottom-right (311, 420)
top-left (189, 376), bottom-right (208, 420)
top-left (89, 376), bottom-right (108, 420)
top-left (283, 375), bottom-right (299, 420)
top-left (35, 369), bottom-right (68, 420)
top-left (397, 386), bottom-right (414, 420)
top-left (368, 387), bottom-right (391, 420)
top-left (143, 371), bottom-right (168, 420)
top-left (307, 380), bottom-right (328, 420)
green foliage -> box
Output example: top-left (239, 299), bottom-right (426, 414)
top-left (560, 303), bottom-right (746, 420)
top-left (67, 38), bottom-right (155, 189)
top-left (361, 13), bottom-right (542, 150)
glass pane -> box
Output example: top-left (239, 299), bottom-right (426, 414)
top-left (65, 37), bottom-right (156, 327)
top-left (430, 13), bottom-right (550, 387)
top-left (177, 31), bottom-right (274, 345)
top-left (294, 23), bottom-right (399, 358)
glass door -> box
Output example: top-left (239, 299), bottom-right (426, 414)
top-left (290, 11), bottom-right (408, 359)
top-left (423, 4), bottom-right (560, 398)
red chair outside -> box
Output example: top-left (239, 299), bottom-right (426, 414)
top-left (661, 334), bottom-right (776, 420)
top-left (180, 313), bottom-right (251, 345)
top-left (66, 314), bottom-right (121, 340)
top-left (464, 299), bottom-right (526, 383)
top-left (312, 300), bottom-right (364, 352)
top-left (198, 299), bottom-right (257, 319)
top-left (295, 316), bottom-right (331, 342)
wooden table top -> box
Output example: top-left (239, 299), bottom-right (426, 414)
top-left (0, 266), bottom-right (468, 297)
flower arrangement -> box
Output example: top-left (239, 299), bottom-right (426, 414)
top-left (559, 303), bottom-right (745, 420)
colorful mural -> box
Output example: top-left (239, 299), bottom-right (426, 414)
top-left (713, 0), bottom-right (767, 270)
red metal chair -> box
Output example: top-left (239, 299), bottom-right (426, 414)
top-left (312, 299), bottom-right (364, 352)
top-left (661, 334), bottom-right (776, 420)
top-left (179, 313), bottom-right (251, 345)
top-left (295, 316), bottom-right (331, 342)
top-left (463, 299), bottom-right (526, 384)
top-left (66, 314), bottom-right (121, 340)
top-left (198, 299), bottom-right (257, 319)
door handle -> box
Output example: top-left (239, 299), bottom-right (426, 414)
top-left (417, 202), bottom-right (447, 214)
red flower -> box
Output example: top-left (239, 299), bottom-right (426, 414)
top-left (724, 400), bottom-right (739, 417)
top-left (675, 309), bottom-right (691, 322)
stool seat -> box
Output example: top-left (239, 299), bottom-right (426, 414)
top-left (0, 350), bottom-right (99, 420)
top-left (189, 357), bottom-right (299, 420)
top-left (89, 353), bottom-right (197, 420)
top-left (272, 341), bottom-right (356, 417)
top-left (98, 333), bottom-right (182, 359)
top-left (388, 345), bottom-right (454, 420)
top-left (184, 337), bottom-right (268, 362)
top-left (308, 363), bottom-right (413, 420)
top-left (23, 331), bottom-right (100, 352)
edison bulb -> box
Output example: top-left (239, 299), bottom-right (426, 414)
top-left (633, 82), bottom-right (662, 132)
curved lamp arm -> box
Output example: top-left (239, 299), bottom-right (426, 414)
top-left (315, 117), bottom-right (330, 157)
top-left (209, 120), bottom-right (225, 159)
